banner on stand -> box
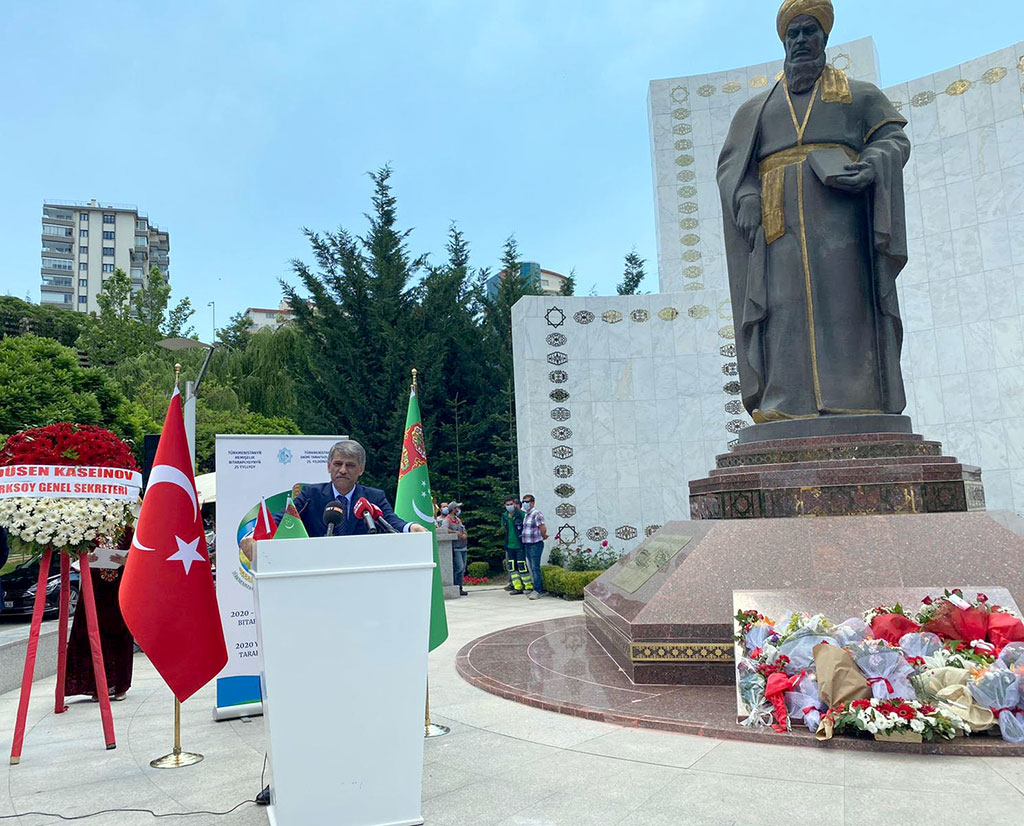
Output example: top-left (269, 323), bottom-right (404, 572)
top-left (213, 434), bottom-right (341, 720)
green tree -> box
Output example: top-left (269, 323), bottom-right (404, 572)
top-left (558, 268), bottom-right (577, 296)
top-left (0, 335), bottom-right (154, 449)
top-left (0, 296), bottom-right (95, 347)
top-left (217, 311), bottom-right (255, 350)
top-left (617, 248), bottom-right (646, 295)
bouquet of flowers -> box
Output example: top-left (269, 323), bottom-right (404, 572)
top-left (0, 424), bottom-right (138, 555)
top-left (821, 698), bottom-right (966, 741)
top-left (846, 639), bottom-right (916, 700)
top-left (898, 632), bottom-right (943, 667)
top-left (784, 672), bottom-right (825, 733)
top-left (968, 668), bottom-right (1024, 743)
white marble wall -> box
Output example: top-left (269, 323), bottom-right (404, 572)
top-left (513, 40), bottom-right (1024, 556)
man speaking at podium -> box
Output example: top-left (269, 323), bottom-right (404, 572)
top-left (289, 439), bottom-right (427, 537)
top-left (241, 438), bottom-right (426, 561)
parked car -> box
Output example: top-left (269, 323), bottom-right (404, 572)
top-left (0, 554), bottom-right (80, 618)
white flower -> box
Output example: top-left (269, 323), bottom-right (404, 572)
top-left (910, 718), bottom-right (925, 733)
top-left (866, 723), bottom-right (878, 734)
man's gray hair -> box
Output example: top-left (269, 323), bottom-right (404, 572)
top-left (328, 439), bottom-right (366, 467)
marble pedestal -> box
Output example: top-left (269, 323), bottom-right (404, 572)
top-left (689, 431), bottom-right (985, 519)
top-left (583, 511), bottom-right (1024, 685)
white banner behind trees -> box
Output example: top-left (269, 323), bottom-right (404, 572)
top-left (213, 434), bottom-right (341, 720)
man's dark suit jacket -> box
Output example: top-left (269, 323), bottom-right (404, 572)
top-left (281, 482), bottom-right (408, 538)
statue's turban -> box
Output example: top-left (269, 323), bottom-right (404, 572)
top-left (777, 0), bottom-right (834, 40)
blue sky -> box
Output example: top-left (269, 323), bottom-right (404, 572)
top-left (2, 1), bottom-right (1021, 336)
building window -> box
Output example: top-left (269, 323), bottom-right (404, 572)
top-left (130, 267), bottom-right (144, 280)
top-left (134, 236), bottom-right (148, 247)
top-left (102, 263), bottom-right (114, 273)
top-left (80, 229), bottom-right (88, 238)
top-left (103, 214), bottom-right (115, 224)
top-left (41, 256), bottom-right (74, 271)
top-left (79, 245), bottom-right (89, 254)
top-left (42, 223), bottom-right (73, 237)
top-left (79, 296), bottom-right (88, 304)
top-left (80, 213), bottom-right (88, 221)
top-left (103, 230), bottom-right (115, 240)
top-left (42, 242), bottom-right (72, 254)
top-left (136, 220), bottom-right (148, 231)
top-left (102, 247), bottom-right (115, 256)
top-left (80, 262), bottom-right (88, 271)
top-left (79, 278), bottom-right (88, 288)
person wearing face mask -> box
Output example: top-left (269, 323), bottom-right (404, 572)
top-left (519, 495), bottom-right (548, 600)
top-left (441, 502), bottom-right (468, 596)
top-left (499, 496), bottom-right (531, 595)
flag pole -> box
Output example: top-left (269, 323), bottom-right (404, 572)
top-left (150, 362), bottom-right (204, 769)
top-left (424, 679), bottom-right (449, 738)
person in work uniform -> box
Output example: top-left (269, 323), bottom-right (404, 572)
top-left (499, 496), bottom-right (532, 595)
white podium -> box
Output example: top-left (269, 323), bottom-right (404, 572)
top-left (253, 533), bottom-right (434, 826)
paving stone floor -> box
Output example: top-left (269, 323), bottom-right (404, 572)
top-left (0, 587), bottom-right (1022, 825)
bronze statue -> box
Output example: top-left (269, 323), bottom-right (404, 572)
top-left (718, 0), bottom-right (910, 424)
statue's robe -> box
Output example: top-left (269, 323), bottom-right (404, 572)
top-left (717, 69), bottom-right (910, 421)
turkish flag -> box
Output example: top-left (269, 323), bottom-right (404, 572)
top-left (120, 388), bottom-right (227, 702)
top-left (252, 498), bottom-right (276, 542)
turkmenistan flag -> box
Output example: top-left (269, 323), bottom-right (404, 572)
top-left (273, 496), bottom-right (308, 539)
top-left (395, 379), bottom-right (448, 651)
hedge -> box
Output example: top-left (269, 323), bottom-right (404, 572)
top-left (540, 565), bottom-right (603, 600)
top-left (466, 561), bottom-right (490, 578)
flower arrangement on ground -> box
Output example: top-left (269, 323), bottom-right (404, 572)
top-left (0, 423), bottom-right (138, 554)
top-left (734, 592), bottom-right (1024, 744)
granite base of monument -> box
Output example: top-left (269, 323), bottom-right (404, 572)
top-left (583, 511), bottom-right (1024, 685)
top-left (689, 431), bottom-right (984, 519)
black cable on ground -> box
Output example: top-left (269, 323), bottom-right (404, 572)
top-left (0, 799), bottom-right (255, 820)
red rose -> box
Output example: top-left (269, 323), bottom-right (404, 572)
top-left (922, 596), bottom-right (933, 606)
top-left (976, 593), bottom-right (989, 603)
top-left (601, 540), bottom-right (609, 547)
top-left (852, 699), bottom-right (871, 710)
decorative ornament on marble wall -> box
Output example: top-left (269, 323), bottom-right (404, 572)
top-left (644, 525), bottom-right (662, 537)
top-left (550, 407), bottom-right (571, 422)
top-left (554, 503), bottom-right (576, 518)
top-left (554, 484), bottom-right (576, 499)
top-left (683, 250), bottom-right (701, 262)
top-left (552, 445), bottom-right (573, 460)
top-left (553, 465), bottom-right (573, 479)
top-left (586, 527), bottom-right (608, 542)
top-left (895, 63), bottom-right (1012, 111)
top-left (687, 305), bottom-right (709, 319)
top-left (723, 81), bottom-right (742, 94)
top-left (675, 154), bottom-right (694, 167)
top-left (681, 234), bottom-right (700, 246)
top-left (723, 380), bottom-right (741, 395)
top-left (832, 53), bottom-right (851, 71)
top-left (697, 84), bottom-right (715, 97)
top-left (911, 91), bottom-right (936, 107)
top-left (551, 426), bottom-right (572, 440)
top-left (684, 266), bottom-right (703, 279)
top-left (670, 85), bottom-right (689, 103)
top-left (684, 284), bottom-right (704, 291)
top-left (630, 309), bottom-right (650, 323)
top-left (679, 202), bottom-right (698, 214)
top-left (718, 326), bottom-right (735, 339)
top-left (982, 66), bottom-right (1007, 84)
top-left (602, 310), bottom-right (623, 324)
top-left (679, 218), bottom-right (699, 230)
top-left (720, 343), bottom-right (736, 358)
top-left (726, 419), bottom-right (748, 434)
top-left (555, 525), bottom-right (578, 545)
top-left (544, 307), bottom-right (566, 328)
top-left (549, 370), bottom-right (568, 383)
top-left (672, 107), bottom-right (691, 120)
top-left (890, 99), bottom-right (904, 111)
top-left (545, 332), bottom-right (567, 347)
top-left (679, 185), bottom-right (697, 198)
top-left (615, 525), bottom-right (638, 540)
top-left (750, 75), bottom-right (768, 88)
top-left (677, 170), bottom-right (696, 182)
top-left (946, 79), bottom-right (971, 96)
top-left (675, 138), bottom-right (693, 151)
top-left (549, 388), bottom-right (569, 403)
top-left (722, 362), bottom-right (738, 376)
top-left (547, 352), bottom-right (568, 366)
top-left (718, 300), bottom-right (732, 319)
top-left (725, 399), bottom-right (744, 415)
top-left (673, 123), bottom-right (693, 136)
top-left (658, 307), bottom-right (679, 321)
top-left (573, 310), bottom-right (594, 324)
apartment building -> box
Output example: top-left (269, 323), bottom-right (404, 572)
top-left (40, 199), bottom-right (170, 313)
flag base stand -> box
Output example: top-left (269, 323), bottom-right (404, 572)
top-left (150, 749), bottom-right (204, 769)
top-left (424, 681), bottom-right (449, 738)
top-left (150, 699), bottom-right (204, 769)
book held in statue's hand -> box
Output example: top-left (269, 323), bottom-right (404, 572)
top-left (808, 148), bottom-right (860, 187)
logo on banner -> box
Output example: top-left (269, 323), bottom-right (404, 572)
top-left (233, 484), bottom-right (312, 588)
top-left (277, 448), bottom-right (293, 466)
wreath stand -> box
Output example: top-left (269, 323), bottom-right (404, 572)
top-left (9, 549), bottom-right (116, 764)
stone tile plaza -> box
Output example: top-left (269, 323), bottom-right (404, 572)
top-left (2, 2), bottom-right (1024, 825)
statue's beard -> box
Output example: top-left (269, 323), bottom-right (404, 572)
top-left (785, 52), bottom-right (826, 94)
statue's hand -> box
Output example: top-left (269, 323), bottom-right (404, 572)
top-left (736, 195), bottom-right (761, 247)
top-left (831, 162), bottom-right (876, 193)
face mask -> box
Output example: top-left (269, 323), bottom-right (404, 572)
top-left (523, 502), bottom-right (532, 511)
top-left (441, 507), bottom-right (449, 515)
top-left (505, 505), bottom-right (515, 513)
top-left (454, 509), bottom-right (460, 515)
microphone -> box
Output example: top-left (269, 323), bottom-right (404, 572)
top-left (369, 503), bottom-right (399, 534)
top-left (323, 500), bottom-right (345, 536)
top-left (353, 497), bottom-right (378, 534)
